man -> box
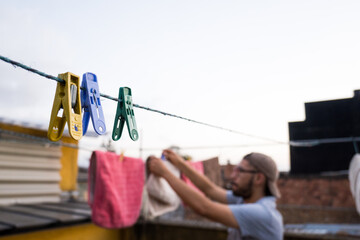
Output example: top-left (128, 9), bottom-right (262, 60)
top-left (148, 149), bottom-right (283, 240)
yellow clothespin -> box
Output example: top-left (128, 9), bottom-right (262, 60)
top-left (48, 72), bottom-right (82, 141)
top-left (119, 151), bottom-right (125, 162)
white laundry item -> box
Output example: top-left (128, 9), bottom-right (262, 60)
top-left (147, 161), bottom-right (181, 205)
top-left (141, 188), bottom-right (181, 220)
top-left (142, 161), bottom-right (181, 219)
top-left (349, 154), bottom-right (360, 214)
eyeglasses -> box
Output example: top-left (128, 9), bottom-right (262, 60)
top-left (234, 166), bottom-right (258, 174)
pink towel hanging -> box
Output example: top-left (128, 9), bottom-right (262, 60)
top-left (181, 161), bottom-right (204, 193)
top-left (88, 150), bottom-right (144, 228)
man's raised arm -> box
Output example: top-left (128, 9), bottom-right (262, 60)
top-left (162, 149), bottom-right (228, 203)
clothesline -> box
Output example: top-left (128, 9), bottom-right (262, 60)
top-left (1, 54), bottom-right (359, 149)
top-left (1, 127), bottom-right (359, 154)
top-left (0, 129), bottom-right (280, 152)
top-left (0, 54), bottom-right (284, 144)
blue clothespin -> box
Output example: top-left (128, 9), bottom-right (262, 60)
top-left (112, 87), bottom-right (139, 141)
top-left (80, 72), bottom-right (106, 136)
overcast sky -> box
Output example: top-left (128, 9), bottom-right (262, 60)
top-left (1, 1), bottom-right (360, 171)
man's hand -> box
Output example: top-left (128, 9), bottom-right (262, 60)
top-left (162, 149), bottom-right (184, 168)
top-left (148, 156), bottom-right (169, 177)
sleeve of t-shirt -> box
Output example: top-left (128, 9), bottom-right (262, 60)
top-left (228, 203), bottom-right (269, 237)
top-left (226, 190), bottom-right (243, 204)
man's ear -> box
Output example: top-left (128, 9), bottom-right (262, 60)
top-left (254, 172), bottom-right (266, 185)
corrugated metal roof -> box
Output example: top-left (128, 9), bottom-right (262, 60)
top-left (0, 201), bottom-right (91, 235)
top-left (285, 223), bottom-right (360, 237)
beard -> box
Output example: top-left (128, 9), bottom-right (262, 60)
top-left (231, 176), bottom-right (254, 199)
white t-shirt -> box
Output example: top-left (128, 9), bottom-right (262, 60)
top-left (226, 191), bottom-right (283, 240)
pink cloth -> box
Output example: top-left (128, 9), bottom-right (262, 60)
top-left (88, 151), bottom-right (144, 228)
top-left (181, 161), bottom-right (204, 193)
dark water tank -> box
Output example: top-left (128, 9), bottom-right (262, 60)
top-left (288, 90), bottom-right (360, 174)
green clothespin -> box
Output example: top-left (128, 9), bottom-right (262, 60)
top-left (112, 87), bottom-right (139, 141)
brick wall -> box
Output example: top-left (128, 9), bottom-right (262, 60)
top-left (277, 173), bottom-right (360, 224)
top-left (277, 174), bottom-right (355, 207)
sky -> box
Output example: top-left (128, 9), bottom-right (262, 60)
top-left (1, 1), bottom-right (360, 171)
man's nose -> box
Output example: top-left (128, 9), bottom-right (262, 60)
top-left (230, 170), bottom-right (237, 179)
